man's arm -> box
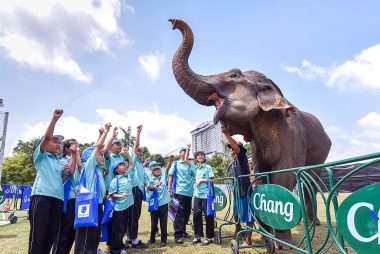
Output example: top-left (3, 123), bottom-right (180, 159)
top-left (124, 147), bottom-right (134, 169)
top-left (40, 109), bottom-right (63, 151)
top-left (104, 127), bottom-right (118, 159)
top-left (95, 123), bottom-right (111, 166)
top-left (165, 155), bottom-right (174, 173)
top-left (167, 175), bottom-right (173, 196)
top-left (133, 125), bottom-right (142, 154)
top-left (221, 125), bottom-right (240, 154)
top-left (184, 144), bottom-right (191, 165)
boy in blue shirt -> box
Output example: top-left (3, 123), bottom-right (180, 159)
top-left (146, 163), bottom-right (171, 247)
top-left (168, 144), bottom-right (195, 244)
top-left (104, 127), bottom-right (124, 191)
top-left (29, 109), bottom-right (77, 254)
top-left (74, 123), bottom-right (110, 254)
top-left (109, 157), bottom-right (134, 254)
top-left (191, 151), bottom-right (215, 246)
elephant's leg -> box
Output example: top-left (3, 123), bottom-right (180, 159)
top-left (270, 171), bottom-right (297, 249)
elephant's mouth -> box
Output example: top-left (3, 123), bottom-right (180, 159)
top-left (208, 92), bottom-right (228, 124)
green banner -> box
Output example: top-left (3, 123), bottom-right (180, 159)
top-left (250, 184), bottom-right (302, 230)
top-left (214, 186), bottom-right (227, 212)
top-left (337, 182), bottom-right (380, 254)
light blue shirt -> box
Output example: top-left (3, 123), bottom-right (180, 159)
top-left (104, 153), bottom-right (124, 192)
top-left (168, 160), bottom-right (195, 197)
top-left (32, 145), bottom-right (65, 201)
top-left (109, 174), bottom-right (134, 211)
top-left (193, 163), bottom-right (215, 199)
top-left (62, 155), bottom-right (80, 200)
top-left (146, 172), bottom-right (171, 207)
top-left (130, 150), bottom-right (145, 192)
top-left (83, 153), bottom-right (106, 204)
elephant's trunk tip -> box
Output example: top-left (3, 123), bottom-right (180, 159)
top-left (168, 19), bottom-right (177, 30)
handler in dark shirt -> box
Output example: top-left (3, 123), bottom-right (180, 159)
top-left (222, 125), bottom-right (254, 247)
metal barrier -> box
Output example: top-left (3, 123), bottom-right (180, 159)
top-left (213, 152), bottom-right (380, 253)
top-left (0, 184), bottom-right (31, 224)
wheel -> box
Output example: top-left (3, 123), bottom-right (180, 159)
top-left (230, 239), bottom-right (239, 254)
top-left (214, 231), bottom-right (222, 245)
top-left (265, 237), bottom-right (275, 254)
top-left (10, 216), bottom-right (18, 224)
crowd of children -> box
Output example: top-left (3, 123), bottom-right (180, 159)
top-left (27, 109), bottom-right (250, 254)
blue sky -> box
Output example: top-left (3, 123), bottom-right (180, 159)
top-left (1, 0), bottom-right (379, 161)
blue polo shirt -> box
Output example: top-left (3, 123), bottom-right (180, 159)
top-left (193, 163), bottom-right (215, 199)
top-left (146, 172), bottom-right (171, 207)
top-left (168, 160), bottom-right (195, 197)
top-left (104, 153), bottom-right (124, 192)
top-left (83, 153), bottom-right (106, 204)
top-left (109, 174), bottom-right (134, 211)
top-left (62, 155), bottom-right (80, 200)
top-left (130, 150), bottom-right (145, 192)
top-left (32, 145), bottom-right (65, 201)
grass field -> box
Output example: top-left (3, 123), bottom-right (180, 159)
top-left (0, 194), bottom-right (353, 254)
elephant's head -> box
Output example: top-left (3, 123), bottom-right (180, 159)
top-left (169, 19), bottom-right (294, 135)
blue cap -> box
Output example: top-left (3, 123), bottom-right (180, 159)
top-left (37, 135), bottom-right (64, 145)
top-left (111, 161), bottom-right (126, 174)
top-left (112, 139), bottom-right (124, 146)
top-left (179, 147), bottom-right (186, 153)
top-left (148, 161), bottom-right (158, 168)
top-left (81, 147), bottom-right (95, 163)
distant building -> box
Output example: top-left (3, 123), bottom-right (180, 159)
top-left (191, 121), bottom-right (227, 157)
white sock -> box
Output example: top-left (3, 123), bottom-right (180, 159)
top-left (132, 239), bottom-right (139, 245)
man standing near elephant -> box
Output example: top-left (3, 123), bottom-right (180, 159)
top-left (222, 125), bottom-right (254, 247)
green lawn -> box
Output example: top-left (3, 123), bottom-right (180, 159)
top-left (0, 195), bottom-right (353, 254)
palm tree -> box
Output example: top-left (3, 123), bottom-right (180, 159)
top-left (119, 126), bottom-right (136, 149)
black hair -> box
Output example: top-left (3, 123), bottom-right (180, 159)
top-left (62, 138), bottom-right (77, 157)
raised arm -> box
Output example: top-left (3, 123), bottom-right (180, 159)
top-left (165, 155), bottom-right (174, 173)
top-left (40, 109), bottom-right (63, 151)
top-left (95, 123), bottom-right (111, 165)
top-left (184, 144), bottom-right (191, 165)
top-left (133, 125), bottom-right (142, 154)
top-left (221, 125), bottom-right (240, 154)
top-left (124, 147), bottom-right (134, 169)
top-left (104, 127), bottom-right (118, 159)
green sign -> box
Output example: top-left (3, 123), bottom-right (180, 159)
top-left (0, 190), bottom-right (5, 205)
top-left (214, 186), bottom-right (227, 212)
top-left (337, 182), bottom-right (380, 254)
top-left (250, 184), bottom-right (302, 230)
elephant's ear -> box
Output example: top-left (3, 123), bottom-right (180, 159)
top-left (256, 79), bottom-right (295, 112)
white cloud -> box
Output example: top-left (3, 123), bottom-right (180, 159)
top-left (138, 52), bottom-right (165, 82)
top-left (21, 107), bottom-right (195, 155)
top-left (326, 112), bottom-right (380, 162)
top-left (283, 44), bottom-right (380, 91)
top-left (0, 0), bottom-right (131, 82)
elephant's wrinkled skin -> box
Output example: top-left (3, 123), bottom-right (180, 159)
top-left (169, 19), bottom-right (332, 248)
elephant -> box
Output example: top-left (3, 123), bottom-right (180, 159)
top-left (168, 19), bottom-right (332, 249)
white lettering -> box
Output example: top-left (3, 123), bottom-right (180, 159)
top-left (347, 202), bottom-right (380, 243)
top-left (252, 193), bottom-right (294, 222)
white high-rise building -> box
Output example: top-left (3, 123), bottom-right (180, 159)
top-left (191, 121), bottom-right (227, 157)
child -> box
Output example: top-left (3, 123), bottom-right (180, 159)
top-left (74, 123), bottom-right (110, 253)
top-left (168, 144), bottom-right (195, 244)
top-left (146, 162), bottom-right (171, 247)
top-left (52, 138), bottom-right (82, 254)
top-left (109, 157), bottom-right (134, 254)
top-left (29, 109), bottom-right (77, 254)
top-left (191, 150), bottom-right (215, 246)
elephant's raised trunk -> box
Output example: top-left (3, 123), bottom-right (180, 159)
top-left (169, 19), bottom-right (215, 106)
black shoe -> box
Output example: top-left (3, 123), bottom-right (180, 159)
top-left (147, 239), bottom-right (155, 244)
top-left (125, 240), bottom-right (132, 245)
top-left (183, 232), bottom-right (191, 239)
top-left (201, 238), bottom-right (213, 246)
top-left (123, 243), bottom-right (130, 249)
top-left (131, 240), bottom-right (149, 249)
top-left (160, 241), bottom-right (167, 247)
top-left (192, 238), bottom-right (201, 245)
top-left (175, 238), bottom-right (184, 244)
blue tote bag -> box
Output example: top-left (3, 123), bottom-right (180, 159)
top-left (74, 168), bottom-right (100, 229)
top-left (206, 180), bottom-right (215, 216)
top-left (148, 190), bottom-right (159, 212)
top-left (101, 179), bottom-right (118, 224)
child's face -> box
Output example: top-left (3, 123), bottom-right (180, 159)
top-left (46, 139), bottom-right (62, 154)
top-left (116, 163), bottom-right (127, 175)
top-left (196, 154), bottom-right (205, 164)
top-left (152, 168), bottom-right (161, 177)
top-left (111, 143), bottom-right (122, 154)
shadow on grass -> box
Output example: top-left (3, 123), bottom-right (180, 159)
top-left (0, 234), bottom-right (17, 239)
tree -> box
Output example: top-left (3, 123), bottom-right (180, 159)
top-left (208, 154), bottom-right (231, 178)
top-left (2, 152), bottom-right (35, 185)
top-left (119, 126), bottom-right (135, 148)
top-left (150, 153), bottom-right (165, 166)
